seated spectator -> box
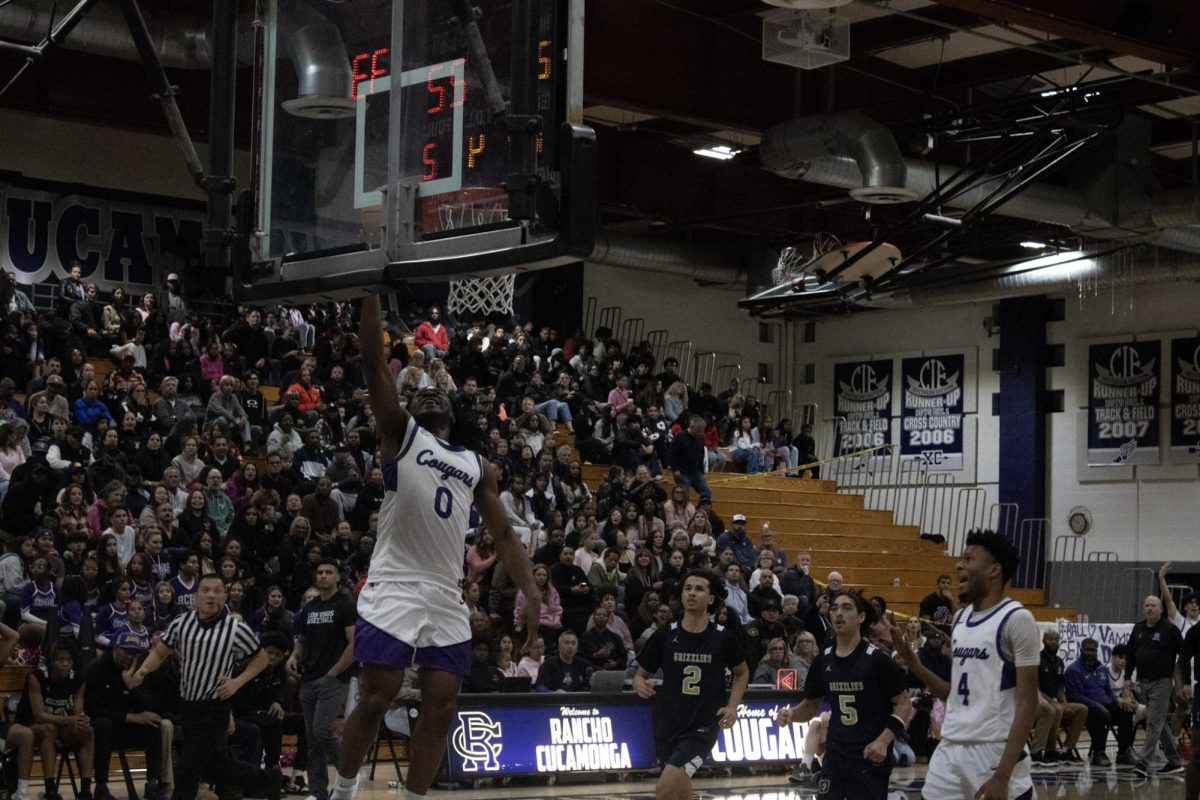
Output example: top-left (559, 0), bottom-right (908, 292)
top-left (463, 635), bottom-right (503, 693)
top-left (13, 641), bottom-right (95, 800)
top-left (516, 636), bottom-right (546, 681)
top-left (579, 605), bottom-right (627, 672)
top-left (86, 632), bottom-right (168, 800)
top-left (514, 564), bottom-right (562, 646)
top-left (744, 596), bottom-right (787, 667)
top-left (1064, 637), bottom-right (1135, 767)
top-left (1031, 629), bottom-right (1087, 765)
top-left (414, 306), bottom-right (451, 362)
top-left (535, 629), bottom-right (592, 692)
top-left (919, 574), bottom-right (957, 630)
top-left (752, 636), bottom-right (804, 684)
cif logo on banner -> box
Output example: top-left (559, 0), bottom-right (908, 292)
top-left (905, 358), bottom-right (961, 404)
top-left (838, 363), bottom-right (890, 407)
top-left (1179, 343), bottom-right (1200, 395)
top-left (451, 711), bottom-right (502, 772)
top-left (1095, 345), bottom-right (1157, 391)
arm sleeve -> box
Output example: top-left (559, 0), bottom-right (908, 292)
top-left (874, 650), bottom-right (909, 700)
top-left (232, 620), bottom-right (262, 660)
top-left (1000, 608), bottom-right (1042, 667)
top-left (802, 652), bottom-right (827, 700)
top-left (636, 626), bottom-right (666, 674)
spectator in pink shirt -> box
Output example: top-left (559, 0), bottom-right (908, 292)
top-left (607, 374), bottom-right (633, 422)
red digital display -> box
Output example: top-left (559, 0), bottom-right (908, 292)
top-left (349, 42), bottom-right (553, 183)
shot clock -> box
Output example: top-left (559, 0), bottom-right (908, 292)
top-left (244, 0), bottom-right (594, 301)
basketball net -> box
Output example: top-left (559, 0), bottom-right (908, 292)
top-left (419, 188), bottom-right (516, 316)
top-left (771, 232), bottom-right (842, 285)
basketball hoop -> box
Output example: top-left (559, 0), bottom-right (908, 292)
top-left (422, 188), bottom-right (516, 316)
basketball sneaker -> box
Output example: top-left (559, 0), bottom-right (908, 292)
top-left (787, 762), bottom-right (822, 788)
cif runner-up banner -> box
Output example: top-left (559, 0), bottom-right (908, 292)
top-left (900, 354), bottom-right (964, 470)
top-left (832, 359), bottom-right (893, 457)
top-left (1087, 340), bottom-right (1160, 466)
top-left (1171, 336), bottom-right (1200, 461)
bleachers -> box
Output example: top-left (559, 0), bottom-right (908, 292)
top-left (580, 462), bottom-right (1074, 622)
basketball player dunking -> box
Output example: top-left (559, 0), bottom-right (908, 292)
top-left (634, 570), bottom-right (749, 800)
top-left (329, 296), bottom-right (542, 800)
top-left (891, 530), bottom-right (1041, 800)
top-left (776, 590), bottom-right (911, 800)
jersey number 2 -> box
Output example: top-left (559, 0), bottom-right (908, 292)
top-left (681, 665), bottom-right (701, 696)
top-left (958, 673), bottom-right (970, 706)
top-left (434, 486), bottom-right (454, 519)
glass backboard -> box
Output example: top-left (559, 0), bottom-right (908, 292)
top-left (240, 0), bottom-right (594, 301)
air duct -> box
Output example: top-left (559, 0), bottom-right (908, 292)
top-left (0, 0), bottom-right (211, 68)
top-left (0, 0), bottom-right (353, 117)
top-left (589, 231), bottom-right (755, 285)
top-left (760, 111), bottom-right (918, 204)
top-left (863, 250), bottom-right (1200, 308)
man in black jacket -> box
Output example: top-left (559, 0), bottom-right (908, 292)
top-left (1124, 594), bottom-right (1185, 776)
top-left (669, 416), bottom-right (711, 503)
top-left (85, 632), bottom-right (167, 800)
top-left (535, 630), bottom-right (592, 692)
top-left (232, 632), bottom-right (305, 782)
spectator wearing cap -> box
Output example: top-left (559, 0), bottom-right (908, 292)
top-left (153, 376), bottom-right (193, 435)
top-left (32, 373), bottom-right (71, 421)
top-left (716, 514), bottom-right (757, 574)
top-left (83, 633), bottom-right (169, 800)
top-left (744, 595), bottom-right (787, 667)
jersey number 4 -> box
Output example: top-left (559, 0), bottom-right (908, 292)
top-left (434, 486), bottom-right (454, 519)
top-left (958, 673), bottom-right (970, 706)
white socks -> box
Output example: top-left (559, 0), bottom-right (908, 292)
top-left (330, 774), bottom-right (358, 800)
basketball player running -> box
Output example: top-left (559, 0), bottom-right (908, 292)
top-left (329, 296), bottom-right (542, 800)
top-left (891, 530), bottom-right (1040, 800)
top-left (776, 590), bottom-right (911, 799)
top-left (633, 570), bottom-right (749, 800)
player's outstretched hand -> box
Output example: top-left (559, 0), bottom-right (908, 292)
top-left (632, 674), bottom-right (655, 700)
top-left (863, 737), bottom-right (889, 764)
top-left (775, 707), bottom-right (793, 726)
top-left (887, 613), bottom-right (916, 667)
top-left (716, 706), bottom-right (736, 729)
top-left (974, 774), bottom-right (1009, 800)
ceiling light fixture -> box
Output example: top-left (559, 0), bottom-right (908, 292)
top-left (1020, 240), bottom-right (1048, 249)
top-left (693, 144), bottom-right (742, 161)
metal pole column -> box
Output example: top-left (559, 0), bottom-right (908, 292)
top-left (205, 0), bottom-right (239, 273)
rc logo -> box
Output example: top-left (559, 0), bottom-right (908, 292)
top-left (451, 711), bottom-right (502, 772)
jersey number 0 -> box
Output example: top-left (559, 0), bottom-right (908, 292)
top-left (434, 486), bottom-right (454, 519)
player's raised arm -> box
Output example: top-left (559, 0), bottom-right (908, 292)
top-left (358, 295), bottom-right (410, 460)
top-left (475, 461), bottom-right (541, 651)
top-left (889, 614), bottom-right (950, 700)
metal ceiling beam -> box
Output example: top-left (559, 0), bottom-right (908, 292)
top-left (928, 0), bottom-right (1197, 67)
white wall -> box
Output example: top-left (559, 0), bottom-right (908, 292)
top-left (0, 109), bottom-right (252, 200)
top-left (582, 262), bottom-right (1200, 561)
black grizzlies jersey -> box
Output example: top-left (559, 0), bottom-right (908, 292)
top-left (803, 639), bottom-right (907, 757)
top-left (638, 620), bottom-right (746, 743)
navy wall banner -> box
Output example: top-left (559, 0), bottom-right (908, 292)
top-left (1087, 340), bottom-right (1161, 466)
top-left (832, 359), bottom-right (893, 457)
top-left (444, 698), bottom-right (808, 779)
top-left (0, 177), bottom-right (203, 289)
top-left (1171, 336), bottom-right (1200, 460)
top-left (900, 354), bottom-right (965, 470)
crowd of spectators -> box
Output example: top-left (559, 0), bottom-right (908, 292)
top-left (0, 269), bottom-right (848, 794)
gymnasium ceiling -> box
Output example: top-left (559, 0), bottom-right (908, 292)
top-left (3, 0), bottom-right (1200, 310)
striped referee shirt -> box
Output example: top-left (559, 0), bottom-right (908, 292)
top-left (163, 609), bottom-right (261, 702)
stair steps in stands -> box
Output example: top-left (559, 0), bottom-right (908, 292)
top-left (576, 454), bottom-right (1074, 623)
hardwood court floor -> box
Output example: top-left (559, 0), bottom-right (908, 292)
top-left (340, 762), bottom-right (1188, 800)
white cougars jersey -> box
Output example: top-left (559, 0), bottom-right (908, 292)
top-left (941, 598), bottom-right (1041, 744)
top-left (371, 415), bottom-right (482, 593)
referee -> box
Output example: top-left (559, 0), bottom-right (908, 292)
top-left (125, 573), bottom-right (282, 800)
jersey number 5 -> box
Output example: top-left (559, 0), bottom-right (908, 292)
top-left (958, 673), bottom-right (970, 706)
top-left (682, 665), bottom-right (701, 696)
top-left (434, 486), bottom-right (454, 519)
top-left (838, 695), bottom-right (858, 726)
